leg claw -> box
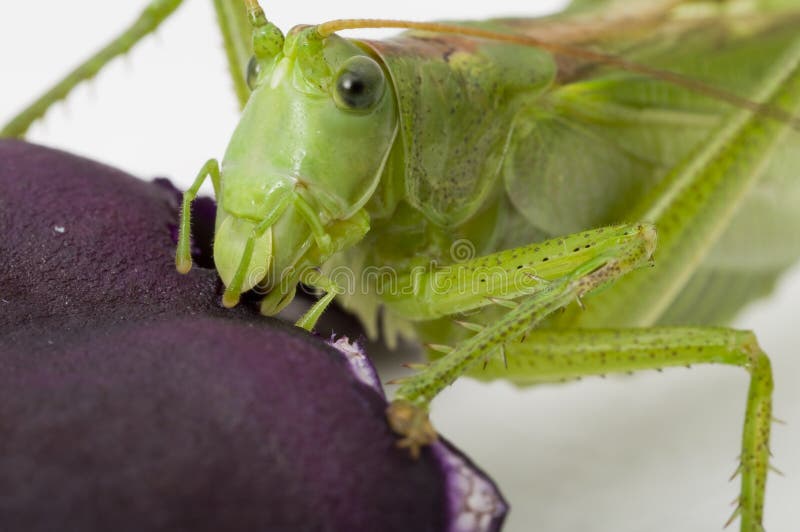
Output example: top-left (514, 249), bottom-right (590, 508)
top-left (386, 400), bottom-right (438, 459)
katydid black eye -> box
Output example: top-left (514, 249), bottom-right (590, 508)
top-left (247, 56), bottom-right (262, 90)
top-left (333, 56), bottom-right (385, 111)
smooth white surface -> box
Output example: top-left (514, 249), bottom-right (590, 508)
top-left (1, 2), bottom-right (798, 531)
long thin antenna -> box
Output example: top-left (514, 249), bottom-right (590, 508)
top-left (316, 19), bottom-right (800, 130)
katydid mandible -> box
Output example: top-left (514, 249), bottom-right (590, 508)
top-left (3, 1), bottom-right (800, 531)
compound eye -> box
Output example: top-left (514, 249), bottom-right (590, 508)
top-left (246, 56), bottom-right (262, 90)
top-left (333, 56), bottom-right (386, 111)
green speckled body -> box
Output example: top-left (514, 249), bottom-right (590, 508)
top-left (320, 4), bottom-right (800, 346)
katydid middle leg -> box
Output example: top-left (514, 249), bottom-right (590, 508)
top-left (379, 223), bottom-right (657, 322)
top-left (384, 222), bottom-right (658, 452)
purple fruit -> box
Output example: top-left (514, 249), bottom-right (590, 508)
top-left (0, 140), bottom-right (507, 532)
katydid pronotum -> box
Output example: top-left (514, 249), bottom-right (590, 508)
top-left (1, 2), bottom-right (797, 532)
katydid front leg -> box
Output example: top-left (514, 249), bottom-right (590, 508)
top-left (295, 270), bottom-right (341, 331)
top-left (175, 159), bottom-right (221, 273)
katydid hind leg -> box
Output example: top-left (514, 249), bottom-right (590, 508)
top-left (397, 318), bottom-right (774, 531)
top-left (1, 0), bottom-right (187, 138)
top-left (472, 327), bottom-right (773, 532)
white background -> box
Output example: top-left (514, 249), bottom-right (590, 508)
top-left (1, 2), bottom-right (798, 531)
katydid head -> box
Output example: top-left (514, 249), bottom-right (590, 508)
top-left (213, 12), bottom-right (398, 310)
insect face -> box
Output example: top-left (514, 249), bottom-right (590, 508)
top-left (214, 27), bottom-right (398, 304)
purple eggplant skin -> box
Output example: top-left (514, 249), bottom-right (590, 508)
top-left (0, 140), bottom-right (507, 532)
top-left (0, 138), bottom-right (224, 339)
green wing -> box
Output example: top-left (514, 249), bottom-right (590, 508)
top-left (364, 35), bottom-right (556, 228)
top-left (503, 8), bottom-right (800, 324)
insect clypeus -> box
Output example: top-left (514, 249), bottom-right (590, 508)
top-left (2, 1), bottom-right (800, 530)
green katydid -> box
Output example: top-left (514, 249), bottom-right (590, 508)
top-left (3, 0), bottom-right (800, 530)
